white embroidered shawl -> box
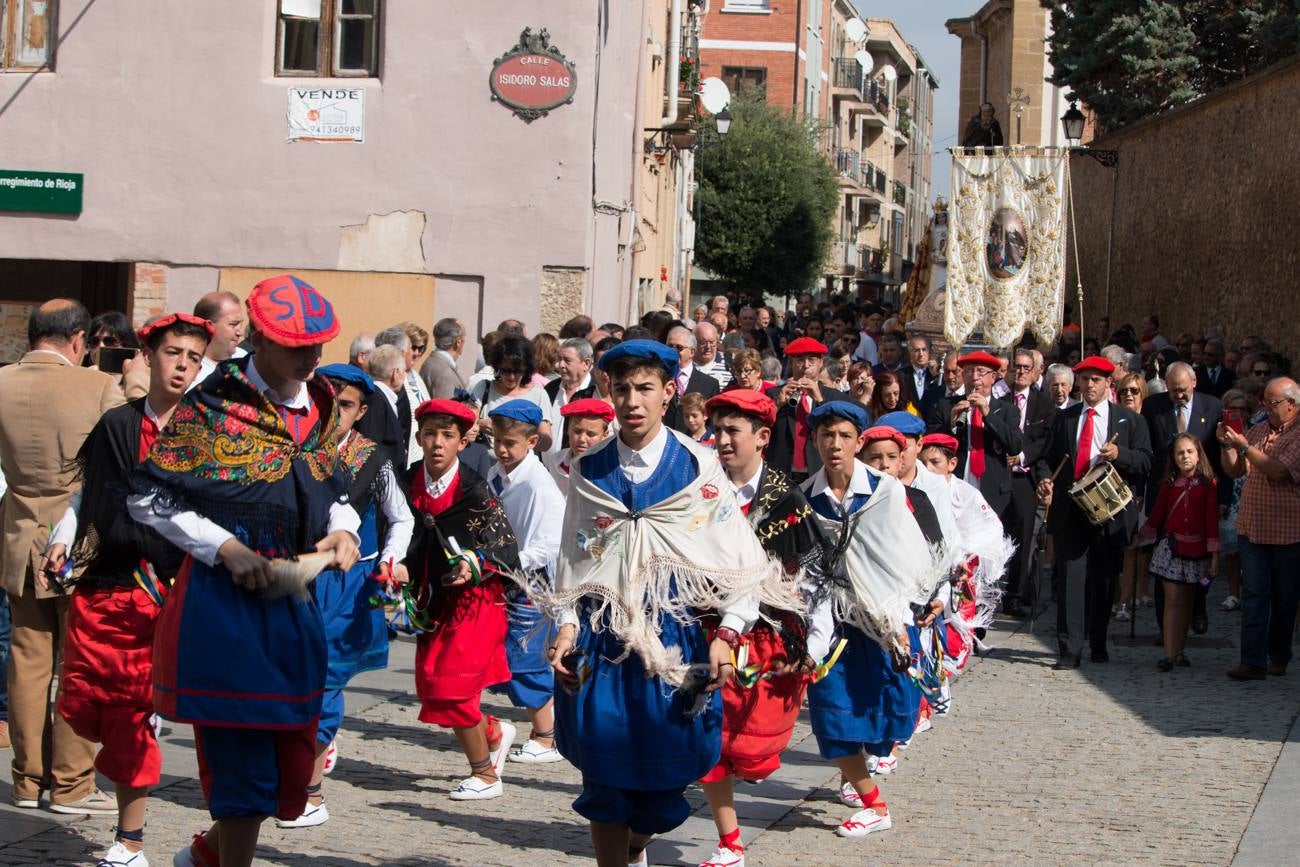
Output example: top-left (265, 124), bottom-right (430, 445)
top-left (945, 475), bottom-right (1015, 639)
top-left (811, 465), bottom-right (962, 654)
top-left (554, 429), bottom-right (794, 683)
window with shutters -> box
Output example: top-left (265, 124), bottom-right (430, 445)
top-left (277, 0), bottom-right (380, 77)
top-left (720, 66), bottom-right (767, 99)
top-left (1, 0), bottom-right (55, 70)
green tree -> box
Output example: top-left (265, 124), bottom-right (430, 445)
top-left (1043, 1), bottom-right (1199, 133)
top-left (694, 96), bottom-right (839, 298)
top-left (1044, 0), bottom-right (1300, 133)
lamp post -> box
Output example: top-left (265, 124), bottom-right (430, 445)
top-left (1060, 101), bottom-right (1118, 167)
top-left (689, 109), bottom-right (731, 313)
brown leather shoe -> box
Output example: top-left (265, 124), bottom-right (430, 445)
top-left (1227, 664), bottom-right (1268, 681)
top-left (0, 720), bottom-right (10, 750)
top-left (1268, 662), bottom-right (1288, 676)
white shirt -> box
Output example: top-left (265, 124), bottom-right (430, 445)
top-left (375, 381), bottom-right (400, 413)
top-left (403, 370), bottom-right (429, 466)
top-left (903, 464), bottom-right (962, 547)
top-left (806, 459), bottom-right (877, 518)
top-left (423, 460), bottom-right (461, 500)
top-left (339, 431), bottom-right (414, 566)
top-left (852, 333), bottom-right (879, 365)
top-left (731, 462), bottom-right (764, 510)
top-left (698, 353), bottom-right (733, 389)
top-left (1075, 399), bottom-right (1111, 474)
top-left (486, 451), bottom-right (565, 575)
top-left (910, 366), bottom-right (929, 401)
top-left (128, 357), bottom-right (361, 566)
top-left (193, 347), bottom-right (247, 392)
top-left (615, 424), bottom-right (670, 485)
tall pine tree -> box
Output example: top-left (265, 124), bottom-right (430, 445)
top-left (1044, 0), bottom-right (1299, 133)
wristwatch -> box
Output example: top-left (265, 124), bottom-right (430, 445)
top-left (1237, 443), bottom-right (1250, 458)
top-left (714, 626), bottom-right (741, 649)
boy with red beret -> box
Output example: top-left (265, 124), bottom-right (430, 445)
top-left (404, 398), bottom-right (521, 800)
top-left (43, 313), bottom-right (213, 867)
top-left (127, 276), bottom-right (361, 867)
top-left (695, 389), bottom-right (828, 867)
top-left (546, 397), bottom-right (615, 494)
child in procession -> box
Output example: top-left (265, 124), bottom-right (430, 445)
top-left (545, 397), bottom-right (615, 495)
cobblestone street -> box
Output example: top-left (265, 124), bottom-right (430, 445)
top-left (2, 586), bottom-right (1297, 866)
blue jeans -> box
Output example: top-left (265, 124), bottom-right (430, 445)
top-left (1238, 537), bottom-right (1300, 669)
top-left (0, 593), bottom-right (10, 722)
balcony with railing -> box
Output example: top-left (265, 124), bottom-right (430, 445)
top-left (832, 58), bottom-right (865, 98)
top-left (860, 80), bottom-right (890, 126)
top-left (892, 180), bottom-right (908, 206)
top-left (833, 148), bottom-right (861, 188)
top-left (861, 247), bottom-right (884, 275)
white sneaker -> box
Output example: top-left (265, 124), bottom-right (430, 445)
top-left (896, 737), bottom-right (911, 751)
top-left (275, 801), bottom-right (329, 828)
top-left (508, 738), bottom-right (563, 763)
top-left (1114, 604), bottom-right (1131, 623)
top-left (1220, 595), bottom-right (1241, 612)
top-left (874, 754), bottom-right (897, 775)
top-left (628, 849), bottom-right (649, 866)
top-left (838, 780), bottom-right (863, 807)
top-left (914, 716), bottom-right (933, 735)
top-left (836, 807), bottom-right (892, 838)
top-left (97, 841), bottom-right (149, 867)
top-left (934, 683), bottom-right (952, 716)
top-left (866, 755), bottom-right (878, 775)
top-left (322, 740), bottom-right (338, 776)
top-left (489, 721), bottom-right (517, 779)
top-left (448, 775), bottom-right (503, 801)
top-left (699, 845), bottom-right (744, 867)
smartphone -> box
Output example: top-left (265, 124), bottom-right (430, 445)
top-left (1223, 408), bottom-right (1245, 435)
top-left (98, 347), bottom-right (137, 375)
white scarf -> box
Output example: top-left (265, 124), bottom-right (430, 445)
top-left (554, 430), bottom-right (795, 683)
top-left (810, 465), bottom-right (961, 653)
top-left (944, 475), bottom-right (1016, 640)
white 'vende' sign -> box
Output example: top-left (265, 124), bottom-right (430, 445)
top-left (287, 87), bottom-right (365, 143)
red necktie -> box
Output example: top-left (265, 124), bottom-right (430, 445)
top-left (1075, 407), bottom-right (1097, 480)
top-left (792, 394), bottom-right (810, 473)
top-left (969, 406), bottom-right (986, 479)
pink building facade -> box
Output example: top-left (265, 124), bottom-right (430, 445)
top-left (0, 1), bottom-right (651, 365)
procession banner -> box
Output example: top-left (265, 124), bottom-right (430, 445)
top-left (945, 148), bottom-right (1067, 348)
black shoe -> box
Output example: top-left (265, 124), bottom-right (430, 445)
top-left (1157, 657), bottom-right (1174, 672)
top-left (1176, 653), bottom-right (1191, 668)
top-left (1091, 648), bottom-right (1110, 663)
top-left (1003, 602), bottom-right (1027, 618)
top-left (1192, 615), bottom-right (1209, 635)
top-left (1052, 656), bottom-right (1080, 670)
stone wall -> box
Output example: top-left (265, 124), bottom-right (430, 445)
top-left (1068, 55), bottom-right (1300, 356)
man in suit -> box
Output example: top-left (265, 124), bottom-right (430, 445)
top-left (364, 343), bottom-right (412, 471)
top-left (1044, 363), bottom-right (1077, 410)
top-left (664, 326), bottom-right (720, 433)
top-left (920, 349), bottom-right (963, 422)
top-left (419, 318), bottom-right (468, 400)
top-left (1036, 356), bottom-right (1152, 668)
top-left (927, 350), bottom-right (1024, 517)
top-left (545, 337), bottom-right (597, 453)
top-left (1143, 361), bottom-right (1223, 635)
top-left (901, 334), bottom-right (940, 411)
top-left (764, 337), bottom-right (848, 482)
top-left (1003, 348), bottom-right (1058, 616)
top-left (1196, 339), bottom-right (1235, 399)
top-left (0, 299), bottom-right (125, 813)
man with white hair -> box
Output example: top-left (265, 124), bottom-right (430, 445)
top-left (692, 321), bottom-right (732, 388)
top-left (1044, 364), bottom-right (1076, 409)
top-left (419, 318), bottom-right (467, 400)
top-left (665, 325), bottom-right (719, 432)
top-left (660, 287), bottom-right (683, 318)
top-left (349, 333), bottom-right (375, 370)
top-left (709, 295), bottom-right (730, 317)
top-left (544, 338), bottom-right (597, 454)
top-left (365, 344), bottom-right (411, 471)
top-left (376, 325), bottom-right (426, 465)
top-left (1220, 377), bottom-right (1300, 680)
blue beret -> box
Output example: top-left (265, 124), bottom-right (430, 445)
top-left (876, 410), bottom-right (925, 437)
top-left (595, 339), bottom-right (680, 380)
top-left (806, 400), bottom-right (871, 434)
top-left (488, 398), bottom-right (544, 427)
top-left (316, 362), bottom-right (374, 395)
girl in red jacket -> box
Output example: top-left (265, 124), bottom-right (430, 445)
top-left (1142, 433), bottom-right (1219, 672)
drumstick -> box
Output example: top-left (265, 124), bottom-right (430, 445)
top-left (1047, 454), bottom-right (1070, 485)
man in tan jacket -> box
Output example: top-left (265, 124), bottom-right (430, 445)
top-left (0, 299), bottom-right (124, 813)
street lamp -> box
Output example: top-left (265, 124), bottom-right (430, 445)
top-left (1059, 100), bottom-right (1118, 167)
top-left (715, 107), bottom-right (731, 136)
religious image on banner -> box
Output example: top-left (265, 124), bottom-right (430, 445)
top-left (945, 149), bottom-right (1067, 349)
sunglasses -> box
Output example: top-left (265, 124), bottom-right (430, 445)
top-left (496, 367), bottom-right (523, 376)
top-left (90, 335), bottom-right (122, 348)
top-left (1118, 387), bottom-right (1141, 396)
top-left (412, 344), bottom-right (427, 355)
top-left (1252, 369), bottom-right (1270, 376)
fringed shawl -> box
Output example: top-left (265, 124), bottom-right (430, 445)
top-left (554, 429), bottom-right (794, 684)
top-left (809, 465), bottom-right (962, 655)
top-left (133, 357), bottom-right (347, 558)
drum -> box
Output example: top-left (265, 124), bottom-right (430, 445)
top-left (1068, 461), bottom-right (1132, 526)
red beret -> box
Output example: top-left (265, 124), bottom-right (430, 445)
top-left (862, 426), bottom-right (906, 448)
top-left (785, 337), bottom-right (828, 357)
top-left (1073, 355), bottom-right (1116, 376)
top-left (957, 350), bottom-right (1002, 369)
top-left (246, 274), bottom-right (340, 348)
top-left (921, 433), bottom-right (959, 452)
top-left (705, 389), bottom-right (778, 426)
top-left (560, 398), bottom-right (615, 423)
top-left (138, 312), bottom-right (214, 345)
top-left (414, 399), bottom-right (477, 428)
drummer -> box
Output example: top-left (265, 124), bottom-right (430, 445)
top-left (1035, 355), bottom-right (1152, 670)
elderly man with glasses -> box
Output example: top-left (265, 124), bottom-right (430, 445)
top-left (1219, 377), bottom-right (1300, 680)
top-left (692, 321), bottom-right (732, 389)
